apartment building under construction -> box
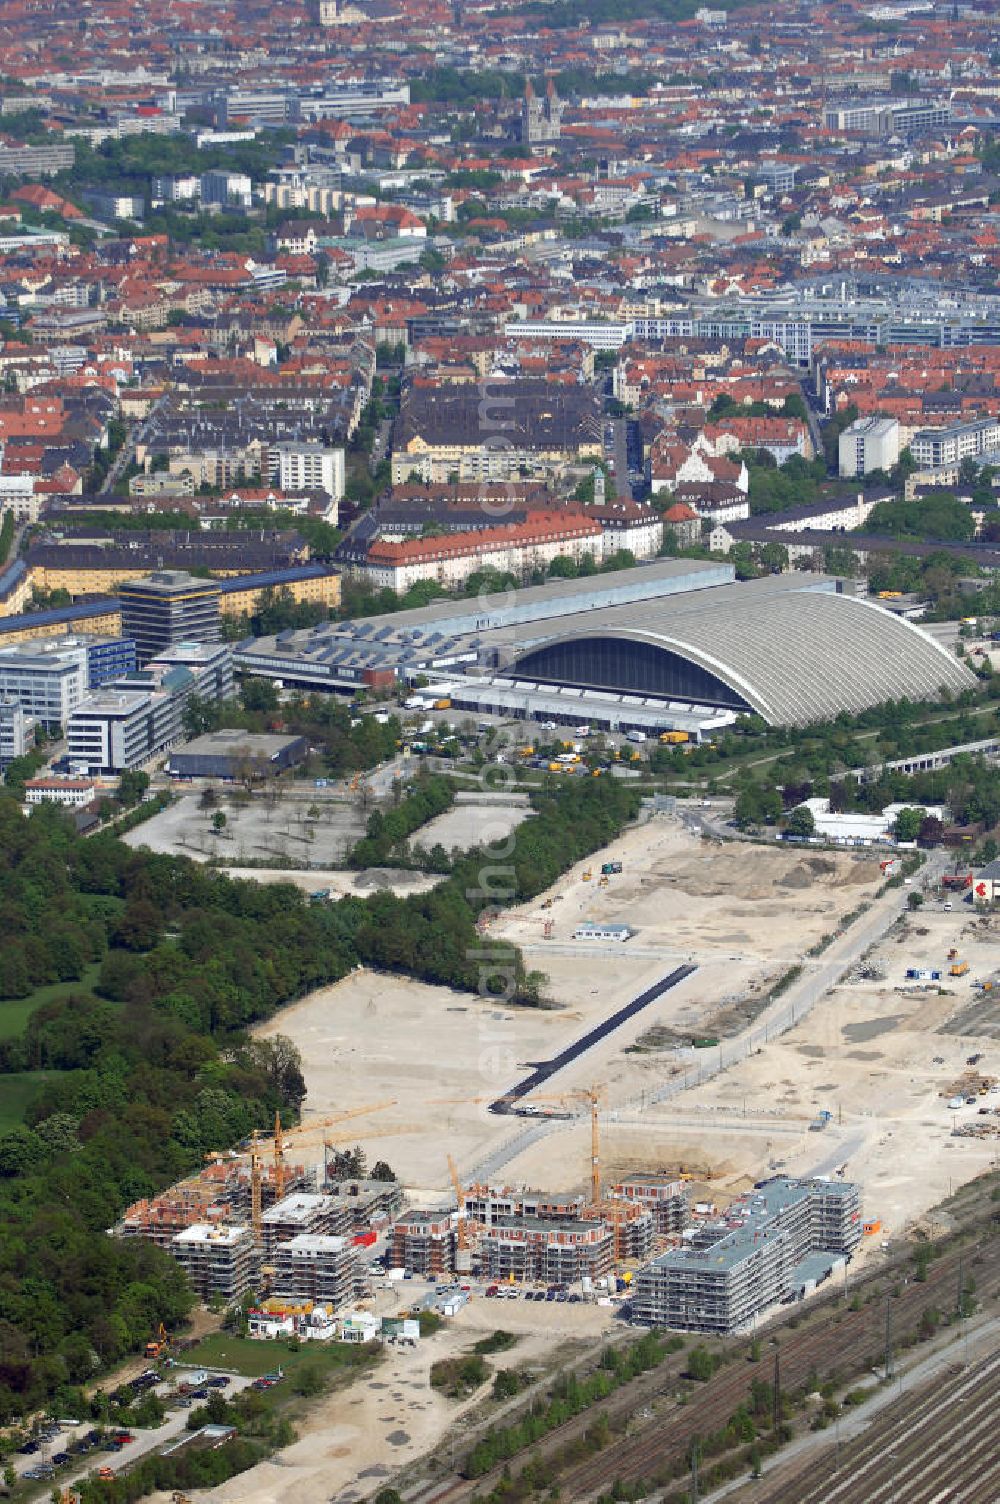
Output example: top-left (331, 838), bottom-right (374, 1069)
top-left (117, 1158), bottom-right (311, 1250)
top-left (612, 1174), bottom-right (688, 1236)
top-left (391, 1210), bottom-right (456, 1275)
top-left (462, 1181), bottom-right (654, 1268)
top-left (170, 1224), bottom-right (257, 1303)
top-left (482, 1215), bottom-right (614, 1284)
top-left (631, 1177), bottom-right (862, 1334)
top-left (270, 1234), bottom-right (361, 1310)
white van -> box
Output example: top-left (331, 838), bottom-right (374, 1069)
top-left (626, 729), bottom-right (646, 744)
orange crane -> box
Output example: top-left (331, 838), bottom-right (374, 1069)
top-left (575, 1085), bottom-right (606, 1206)
top-left (447, 1153), bottom-right (466, 1251)
top-left (271, 1102), bottom-right (398, 1196)
top-left (250, 1130), bottom-right (263, 1247)
top-left (447, 1152), bottom-right (474, 1273)
top-left (514, 1084), bottom-right (606, 1205)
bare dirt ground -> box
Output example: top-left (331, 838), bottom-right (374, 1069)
top-left (125, 788), bottom-right (365, 866)
top-left (220, 820), bottom-right (1000, 1503)
top-left (499, 898), bottom-right (1000, 1258)
top-left (417, 801), bottom-right (528, 852)
top-left (257, 818), bottom-right (885, 1193)
top-left (190, 1293), bottom-right (616, 1504)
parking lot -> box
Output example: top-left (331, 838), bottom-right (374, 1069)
top-left (11, 1363), bottom-right (255, 1492)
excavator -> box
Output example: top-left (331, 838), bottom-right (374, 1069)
top-left (145, 1321), bottom-right (170, 1359)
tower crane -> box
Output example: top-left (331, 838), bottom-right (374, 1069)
top-left (447, 1152), bottom-right (473, 1274)
top-left (447, 1153), bottom-right (466, 1251)
top-left (271, 1101), bottom-right (398, 1194)
top-left (250, 1129), bottom-right (262, 1248)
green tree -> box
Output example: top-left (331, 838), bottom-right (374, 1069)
top-left (785, 804), bottom-right (816, 838)
top-left (892, 806), bottom-right (924, 842)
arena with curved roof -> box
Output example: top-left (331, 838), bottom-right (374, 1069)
top-left (233, 563), bottom-right (975, 732)
top-left (499, 577), bottom-right (975, 727)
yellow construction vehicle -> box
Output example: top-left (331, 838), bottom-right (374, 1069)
top-left (582, 869), bottom-right (593, 881)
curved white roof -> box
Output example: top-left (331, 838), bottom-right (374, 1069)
top-left (511, 579), bottom-right (975, 726)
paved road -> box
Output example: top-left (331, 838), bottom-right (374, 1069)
top-left (611, 418), bottom-right (633, 500)
top-left (59, 1373), bottom-right (255, 1492)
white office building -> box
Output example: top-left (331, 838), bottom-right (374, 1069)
top-left (67, 687), bottom-right (183, 774)
top-left (838, 416), bottom-right (900, 477)
top-left (0, 640), bottom-right (88, 728)
top-left (145, 641), bottom-right (234, 703)
top-left (0, 696), bottom-right (33, 767)
top-left (503, 319), bottom-right (634, 351)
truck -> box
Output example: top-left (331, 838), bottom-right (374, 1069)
top-left (626, 729), bottom-right (646, 744)
top-left (601, 861), bottom-right (623, 875)
top-left (905, 967), bottom-right (942, 981)
top-left (659, 730), bottom-right (689, 745)
top-left (950, 960), bottom-right (970, 976)
top-left (433, 698), bottom-right (451, 711)
top-left (809, 1109), bottom-right (833, 1132)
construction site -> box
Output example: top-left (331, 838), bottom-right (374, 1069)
top-left (107, 811), bottom-right (1000, 1504)
top-left (114, 1107), bottom-right (403, 1309)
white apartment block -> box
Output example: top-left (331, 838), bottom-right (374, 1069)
top-left (910, 418), bottom-right (1000, 471)
top-left (0, 471), bottom-right (40, 522)
top-left (270, 442), bottom-right (345, 508)
top-left (838, 416), bottom-right (900, 477)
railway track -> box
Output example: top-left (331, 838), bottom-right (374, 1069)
top-left (408, 1227), bottom-right (1000, 1504)
top-left (738, 1347), bottom-right (1000, 1504)
top-left (561, 1232), bottom-right (1000, 1500)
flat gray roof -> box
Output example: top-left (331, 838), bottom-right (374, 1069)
top-left (174, 730), bottom-right (303, 757)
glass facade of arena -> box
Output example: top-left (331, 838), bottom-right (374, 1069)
top-left (506, 636), bottom-right (753, 711)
